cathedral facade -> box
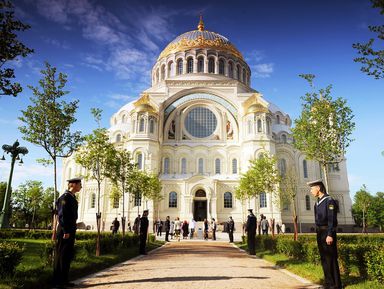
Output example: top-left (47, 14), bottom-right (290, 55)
top-left (62, 18), bottom-right (354, 233)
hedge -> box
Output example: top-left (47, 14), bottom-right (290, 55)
top-left (0, 242), bottom-right (24, 277)
top-left (246, 234), bottom-right (384, 283)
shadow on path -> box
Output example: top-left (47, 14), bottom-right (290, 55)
top-left (77, 275), bottom-right (270, 288)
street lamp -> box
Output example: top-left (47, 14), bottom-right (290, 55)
top-left (0, 140), bottom-right (28, 229)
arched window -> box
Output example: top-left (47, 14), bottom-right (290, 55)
top-left (113, 195), bottom-right (119, 208)
top-left (224, 192), bottom-right (233, 208)
top-left (169, 191), bottom-right (177, 208)
top-left (208, 57), bottom-right (215, 73)
top-left (198, 57), bottom-right (204, 72)
top-left (276, 115), bottom-right (280, 124)
top-left (198, 158), bottom-right (204, 174)
top-left (232, 158), bottom-right (238, 174)
top-left (215, 158), bottom-right (221, 174)
top-left (122, 115), bottom-right (126, 123)
top-left (149, 118), bottom-right (154, 133)
top-left (195, 189), bottom-right (206, 197)
top-left (248, 120), bottom-right (252, 134)
top-left (116, 134), bottom-right (121, 142)
top-left (279, 158), bottom-right (287, 177)
top-left (137, 153), bottom-right (143, 170)
top-left (266, 117), bottom-right (271, 134)
top-left (281, 134), bottom-right (287, 143)
top-left (177, 59), bottom-right (183, 75)
top-left (161, 64), bottom-right (165, 80)
top-left (181, 158), bottom-right (187, 174)
top-left (242, 68), bottom-right (246, 82)
top-left (237, 64), bottom-right (241, 80)
top-left (90, 193), bottom-right (96, 208)
top-left (303, 160), bottom-right (308, 178)
top-left (139, 118), bottom-right (145, 132)
top-left (134, 191), bottom-right (141, 207)
top-left (257, 119), bottom-right (262, 132)
top-left (187, 58), bottom-right (193, 73)
top-left (164, 157), bottom-right (170, 174)
top-left (305, 195), bottom-right (311, 210)
top-left (285, 118), bottom-right (288, 125)
top-left (156, 69), bottom-right (159, 83)
top-left (260, 192), bottom-right (267, 208)
top-left (219, 59), bottom-right (225, 75)
top-left (168, 61), bottom-right (174, 77)
top-left (228, 62), bottom-right (234, 78)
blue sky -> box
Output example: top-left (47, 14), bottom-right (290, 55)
top-left (0, 0), bottom-right (383, 200)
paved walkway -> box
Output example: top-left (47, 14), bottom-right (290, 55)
top-left (74, 241), bottom-right (321, 289)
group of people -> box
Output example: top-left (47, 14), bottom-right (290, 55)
top-left (52, 177), bottom-right (342, 289)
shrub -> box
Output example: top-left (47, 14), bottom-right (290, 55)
top-left (301, 241), bottom-right (319, 264)
top-left (0, 242), bottom-right (24, 277)
top-left (365, 245), bottom-right (384, 282)
top-left (276, 238), bottom-right (303, 260)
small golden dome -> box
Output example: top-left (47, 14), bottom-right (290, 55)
top-left (135, 104), bottom-right (155, 113)
top-left (247, 104), bottom-right (269, 114)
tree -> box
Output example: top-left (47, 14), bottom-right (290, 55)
top-left (291, 74), bottom-right (355, 192)
top-left (0, 0), bottom-right (34, 97)
top-left (279, 167), bottom-right (299, 240)
top-left (75, 108), bottom-right (117, 256)
top-left (235, 153), bottom-right (280, 237)
top-left (368, 192), bottom-right (384, 231)
top-left (37, 187), bottom-right (55, 228)
top-left (352, 185), bottom-right (373, 233)
top-left (11, 180), bottom-right (43, 229)
top-left (106, 149), bottom-right (136, 236)
top-left (353, 0), bottom-right (384, 79)
top-left (19, 62), bottom-right (83, 237)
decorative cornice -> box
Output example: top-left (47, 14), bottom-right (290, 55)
top-left (165, 79), bottom-right (238, 87)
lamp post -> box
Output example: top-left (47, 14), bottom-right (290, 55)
top-left (0, 140), bottom-right (28, 229)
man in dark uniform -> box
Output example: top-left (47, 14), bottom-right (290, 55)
top-left (112, 217), bottom-right (120, 234)
top-left (139, 210), bottom-right (149, 255)
top-left (53, 177), bottom-right (82, 289)
top-left (308, 179), bottom-right (342, 289)
top-left (227, 216), bottom-right (235, 243)
top-left (164, 216), bottom-right (170, 242)
top-left (246, 209), bottom-right (257, 255)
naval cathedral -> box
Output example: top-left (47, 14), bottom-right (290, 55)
top-left (62, 18), bottom-right (354, 233)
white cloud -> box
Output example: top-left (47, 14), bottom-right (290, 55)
top-left (245, 50), bottom-right (265, 63)
top-left (252, 63), bottom-right (274, 78)
top-left (0, 161), bottom-right (58, 187)
top-left (42, 37), bottom-right (70, 49)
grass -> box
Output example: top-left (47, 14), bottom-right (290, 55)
top-left (236, 242), bottom-right (383, 289)
top-left (1, 238), bottom-right (164, 289)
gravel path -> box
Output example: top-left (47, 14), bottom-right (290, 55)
top-left (74, 241), bottom-right (322, 289)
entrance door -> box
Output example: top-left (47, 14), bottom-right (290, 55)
top-left (194, 200), bottom-right (207, 221)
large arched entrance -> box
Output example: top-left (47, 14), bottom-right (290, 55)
top-left (193, 189), bottom-right (207, 221)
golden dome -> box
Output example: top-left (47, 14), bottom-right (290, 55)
top-left (247, 104), bottom-right (269, 114)
top-left (133, 94), bottom-right (157, 114)
top-left (158, 17), bottom-right (243, 61)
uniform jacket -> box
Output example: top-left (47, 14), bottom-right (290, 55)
top-left (56, 190), bottom-right (78, 234)
top-left (314, 194), bottom-right (338, 236)
top-left (246, 213), bottom-right (257, 234)
top-left (227, 220), bottom-right (235, 232)
top-left (140, 216), bottom-right (149, 235)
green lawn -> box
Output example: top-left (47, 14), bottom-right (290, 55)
top-left (1, 238), bottom-right (164, 289)
top-left (236, 242), bottom-right (383, 289)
